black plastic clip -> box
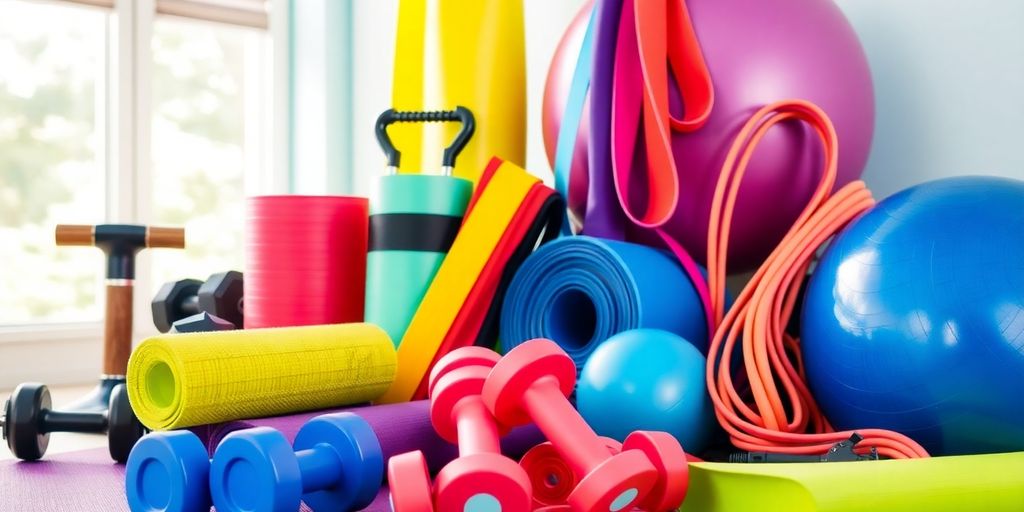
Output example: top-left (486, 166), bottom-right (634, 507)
top-left (729, 433), bottom-right (880, 463)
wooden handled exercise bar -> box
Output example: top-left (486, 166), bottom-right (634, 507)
top-left (56, 224), bottom-right (185, 375)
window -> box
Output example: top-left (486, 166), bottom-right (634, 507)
top-left (148, 16), bottom-right (269, 288)
top-left (0, 0), bottom-right (271, 332)
top-left (0, 1), bottom-right (108, 325)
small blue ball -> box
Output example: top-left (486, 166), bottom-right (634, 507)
top-left (576, 328), bottom-right (715, 453)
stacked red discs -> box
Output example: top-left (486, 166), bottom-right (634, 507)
top-left (245, 195), bottom-right (369, 329)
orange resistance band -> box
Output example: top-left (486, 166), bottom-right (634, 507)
top-left (704, 100), bottom-right (930, 459)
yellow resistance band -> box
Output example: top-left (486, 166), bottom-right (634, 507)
top-left (391, 0), bottom-right (525, 184)
top-left (378, 160), bottom-right (542, 403)
top-left (127, 323), bottom-right (396, 430)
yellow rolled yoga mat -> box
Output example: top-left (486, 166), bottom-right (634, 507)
top-left (126, 323), bottom-right (396, 430)
top-left (391, 0), bottom-right (525, 184)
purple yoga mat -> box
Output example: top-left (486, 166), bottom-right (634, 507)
top-left (0, 402), bottom-right (541, 511)
top-left (190, 400), bottom-right (543, 474)
top-left (0, 447), bottom-right (393, 511)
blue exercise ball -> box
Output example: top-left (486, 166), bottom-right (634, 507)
top-left (576, 329), bottom-right (715, 453)
top-left (802, 176), bottom-right (1024, 456)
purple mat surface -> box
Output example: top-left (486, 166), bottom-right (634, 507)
top-left (189, 400), bottom-right (543, 474)
top-left (0, 448), bottom-right (393, 511)
top-left (0, 402), bottom-right (540, 511)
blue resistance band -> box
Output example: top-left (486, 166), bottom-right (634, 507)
top-left (499, 236), bottom-right (709, 372)
top-left (553, 7), bottom-right (597, 235)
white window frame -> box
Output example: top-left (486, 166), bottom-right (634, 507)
top-left (0, 0), bottom-right (282, 388)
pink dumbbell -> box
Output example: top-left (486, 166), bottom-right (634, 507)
top-left (389, 347), bottom-right (532, 512)
top-left (519, 437), bottom-right (623, 508)
top-left (388, 451), bottom-right (433, 512)
top-left (520, 434), bottom-right (688, 512)
top-left (483, 339), bottom-right (683, 512)
top-left (621, 431), bottom-right (690, 511)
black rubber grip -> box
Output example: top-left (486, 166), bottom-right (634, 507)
top-left (368, 213), bottom-right (463, 253)
top-left (375, 106), bottom-right (475, 169)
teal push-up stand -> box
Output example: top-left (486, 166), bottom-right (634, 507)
top-left (365, 107), bottom-right (475, 345)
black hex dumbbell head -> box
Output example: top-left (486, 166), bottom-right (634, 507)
top-left (152, 278), bottom-right (203, 333)
top-left (197, 271), bottom-right (243, 329)
top-left (2, 382), bottom-right (51, 461)
top-left (108, 384), bottom-right (145, 463)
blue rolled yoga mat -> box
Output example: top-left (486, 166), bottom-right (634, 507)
top-left (500, 236), bottom-right (708, 370)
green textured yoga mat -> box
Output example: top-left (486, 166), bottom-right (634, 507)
top-left (681, 452), bottom-right (1024, 511)
top-left (366, 174), bottom-right (472, 345)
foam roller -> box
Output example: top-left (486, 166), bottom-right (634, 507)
top-left (126, 323), bottom-right (396, 430)
top-left (365, 174), bottom-right (471, 345)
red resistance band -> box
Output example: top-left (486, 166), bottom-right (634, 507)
top-left (599, 1), bottom-right (928, 459)
top-left (705, 101), bottom-right (929, 459)
top-left (245, 195), bottom-right (369, 329)
top-left (410, 159), bottom-right (564, 399)
top-left (606, 0), bottom-right (716, 336)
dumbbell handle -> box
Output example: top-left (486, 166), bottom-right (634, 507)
top-left (523, 377), bottom-right (610, 477)
top-left (179, 295), bottom-right (200, 317)
top-left (295, 444), bottom-right (345, 493)
top-left (455, 398), bottom-right (501, 456)
top-left (40, 409), bottom-right (107, 434)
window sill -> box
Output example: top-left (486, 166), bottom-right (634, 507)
top-left (0, 322), bottom-right (157, 388)
top-left (0, 322), bottom-right (103, 345)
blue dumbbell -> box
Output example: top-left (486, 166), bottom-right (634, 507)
top-left (125, 430), bottom-right (211, 512)
top-left (210, 413), bottom-right (384, 512)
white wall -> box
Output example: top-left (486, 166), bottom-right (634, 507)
top-left (307, 1), bottom-right (1024, 198)
top-left (836, 0), bottom-right (1024, 196)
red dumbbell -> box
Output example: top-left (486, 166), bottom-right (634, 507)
top-left (483, 339), bottom-right (678, 512)
top-left (388, 451), bottom-right (433, 512)
top-left (621, 431), bottom-right (690, 511)
top-left (521, 434), bottom-right (688, 512)
top-left (519, 437), bottom-right (623, 508)
top-left (389, 347), bottom-right (532, 512)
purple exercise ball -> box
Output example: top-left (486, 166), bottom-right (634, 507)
top-left (543, 0), bottom-right (874, 271)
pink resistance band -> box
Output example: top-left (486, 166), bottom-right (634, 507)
top-left (609, 0), bottom-right (715, 333)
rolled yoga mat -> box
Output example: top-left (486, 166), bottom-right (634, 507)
top-left (365, 174), bottom-right (472, 345)
top-left (680, 453), bottom-right (1024, 512)
top-left (126, 323), bottom-right (396, 430)
top-left (190, 400), bottom-right (543, 474)
top-left (500, 236), bottom-right (708, 371)
top-left (246, 195), bottom-right (369, 329)
top-left (0, 448), bottom-right (394, 512)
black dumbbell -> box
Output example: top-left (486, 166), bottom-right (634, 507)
top-left (152, 270), bottom-right (243, 332)
top-left (1, 382), bottom-right (145, 462)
